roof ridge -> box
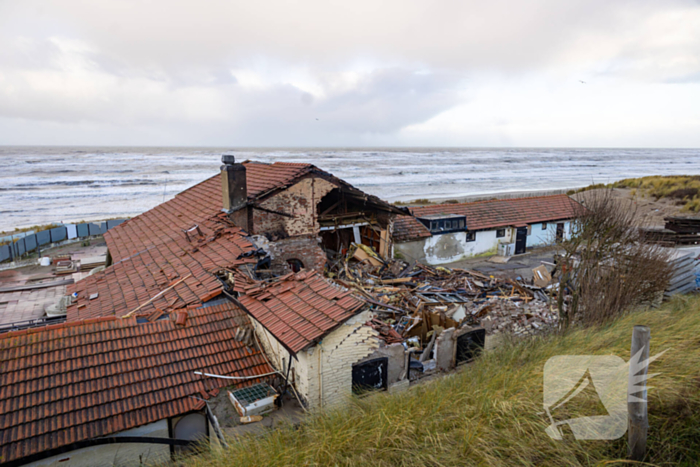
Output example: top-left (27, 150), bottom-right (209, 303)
top-left (412, 193), bottom-right (573, 212)
top-left (0, 315), bottom-right (121, 340)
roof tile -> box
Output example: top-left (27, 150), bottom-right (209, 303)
top-left (0, 302), bottom-right (272, 465)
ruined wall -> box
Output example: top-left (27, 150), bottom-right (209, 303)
top-left (253, 177), bottom-right (336, 238)
top-left (267, 235), bottom-right (328, 274)
top-left (357, 342), bottom-right (407, 386)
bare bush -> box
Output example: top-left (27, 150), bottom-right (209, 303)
top-left (557, 188), bottom-right (673, 328)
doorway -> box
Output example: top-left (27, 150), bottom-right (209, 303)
top-left (556, 223), bottom-right (565, 242)
top-left (515, 227), bottom-right (528, 255)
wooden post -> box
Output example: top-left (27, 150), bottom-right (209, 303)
top-left (628, 325), bottom-right (650, 461)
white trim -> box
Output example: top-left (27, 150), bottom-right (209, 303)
top-left (319, 222), bottom-right (369, 232)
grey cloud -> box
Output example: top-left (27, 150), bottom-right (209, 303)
top-left (0, 0), bottom-right (698, 146)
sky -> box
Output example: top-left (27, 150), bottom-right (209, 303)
top-left (0, 0), bottom-right (699, 147)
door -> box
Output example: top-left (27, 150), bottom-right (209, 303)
top-left (556, 223), bottom-right (565, 242)
top-left (515, 227), bottom-right (528, 255)
top-left (352, 357), bottom-right (388, 394)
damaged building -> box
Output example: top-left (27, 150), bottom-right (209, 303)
top-left (392, 195), bottom-right (582, 265)
top-left (218, 156), bottom-right (404, 273)
top-left (0, 156), bottom-right (416, 466)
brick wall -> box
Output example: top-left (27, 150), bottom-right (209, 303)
top-left (267, 235), bottom-right (328, 274)
top-left (301, 310), bottom-right (379, 408)
top-left (253, 177), bottom-right (335, 238)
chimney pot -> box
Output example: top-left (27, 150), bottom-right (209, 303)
top-left (222, 154), bottom-right (236, 165)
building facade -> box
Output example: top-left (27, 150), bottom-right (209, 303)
top-left (393, 195), bottom-right (582, 265)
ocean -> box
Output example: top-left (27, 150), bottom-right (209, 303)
top-left (1, 146), bottom-right (699, 232)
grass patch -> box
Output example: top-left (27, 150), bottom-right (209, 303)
top-left (177, 295), bottom-right (700, 467)
top-left (394, 198), bottom-right (435, 206)
top-left (568, 176), bottom-right (700, 213)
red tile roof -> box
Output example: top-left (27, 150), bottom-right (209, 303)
top-left (0, 303), bottom-right (272, 465)
top-left (68, 159), bottom-right (399, 321)
top-left (68, 161), bottom-right (313, 320)
top-left (102, 161), bottom-right (313, 264)
top-left (244, 161), bottom-right (314, 199)
top-left (393, 215), bottom-right (432, 243)
top-left (68, 213), bottom-right (257, 321)
top-left (393, 195), bottom-right (582, 241)
top-left (237, 270), bottom-right (365, 355)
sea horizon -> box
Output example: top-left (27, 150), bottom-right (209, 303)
top-left (2, 146), bottom-right (699, 232)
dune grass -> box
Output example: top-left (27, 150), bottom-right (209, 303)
top-left (179, 295), bottom-right (700, 466)
top-left (569, 176), bottom-right (700, 213)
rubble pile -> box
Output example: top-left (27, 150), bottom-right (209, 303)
top-left (328, 243), bottom-right (559, 345)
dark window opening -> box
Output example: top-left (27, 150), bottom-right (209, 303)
top-left (455, 328), bottom-right (486, 364)
top-left (287, 259), bottom-right (304, 273)
top-left (352, 357), bottom-right (388, 394)
top-left (527, 225), bottom-right (532, 236)
top-left (466, 231), bottom-right (476, 242)
top-left (418, 216), bottom-right (467, 235)
top-left (542, 223), bottom-right (548, 230)
top-left (496, 229), bottom-right (505, 238)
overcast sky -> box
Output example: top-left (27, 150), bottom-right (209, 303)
top-left (1, 0), bottom-right (699, 147)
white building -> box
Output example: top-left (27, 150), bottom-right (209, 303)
top-left (393, 194), bottom-right (582, 265)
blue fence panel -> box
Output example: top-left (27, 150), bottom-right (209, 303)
top-left (25, 234), bottom-right (37, 252)
top-left (66, 224), bottom-right (78, 240)
top-left (37, 230), bottom-right (51, 246)
top-left (77, 224), bottom-right (89, 237)
top-left (0, 245), bottom-right (10, 262)
top-left (88, 223), bottom-right (101, 236)
top-left (107, 219), bottom-right (126, 230)
top-left (50, 226), bottom-right (67, 243)
top-left (16, 238), bottom-right (26, 256)
top-left (100, 222), bottom-right (108, 234)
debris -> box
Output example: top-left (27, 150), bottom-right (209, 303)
top-left (326, 244), bottom-right (559, 352)
top-left (532, 265), bottom-right (552, 288)
top-left (239, 415), bottom-right (264, 424)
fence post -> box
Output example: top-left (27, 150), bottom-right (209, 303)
top-left (628, 325), bottom-right (650, 461)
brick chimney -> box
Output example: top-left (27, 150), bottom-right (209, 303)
top-left (221, 155), bottom-right (249, 232)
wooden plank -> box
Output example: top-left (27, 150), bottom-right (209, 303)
top-left (628, 325), bottom-right (650, 461)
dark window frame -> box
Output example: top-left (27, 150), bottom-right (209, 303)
top-left (496, 228), bottom-right (505, 238)
top-left (465, 231), bottom-right (476, 242)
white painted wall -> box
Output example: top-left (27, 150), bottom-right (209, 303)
top-left (395, 219), bottom-right (574, 265)
top-left (527, 221), bottom-right (572, 247)
top-left (25, 420), bottom-right (170, 467)
top-left (395, 230), bottom-right (499, 265)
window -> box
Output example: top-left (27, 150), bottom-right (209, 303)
top-left (542, 223), bottom-right (547, 230)
top-left (287, 259), bottom-right (304, 273)
top-left (466, 231), bottom-right (476, 242)
top-left (496, 229), bottom-right (505, 238)
top-left (527, 225), bottom-right (532, 236)
top-left (420, 216), bottom-right (467, 234)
